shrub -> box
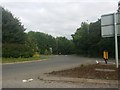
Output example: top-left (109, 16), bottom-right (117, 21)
top-left (44, 49), bottom-right (49, 55)
top-left (2, 43), bottom-right (34, 58)
top-left (33, 52), bottom-right (40, 58)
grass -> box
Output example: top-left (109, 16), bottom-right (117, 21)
top-left (0, 57), bottom-right (1, 63)
top-left (2, 55), bottom-right (50, 63)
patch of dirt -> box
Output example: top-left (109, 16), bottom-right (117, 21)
top-left (48, 64), bottom-right (119, 80)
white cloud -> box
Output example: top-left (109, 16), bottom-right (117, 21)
top-left (1, 0), bottom-right (119, 39)
top-left (1, 0), bottom-right (119, 3)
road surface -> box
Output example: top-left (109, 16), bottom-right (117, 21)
top-left (2, 55), bottom-right (117, 88)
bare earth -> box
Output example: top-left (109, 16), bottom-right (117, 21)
top-left (48, 64), bottom-right (119, 80)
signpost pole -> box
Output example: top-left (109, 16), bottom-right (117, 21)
top-left (114, 13), bottom-right (119, 68)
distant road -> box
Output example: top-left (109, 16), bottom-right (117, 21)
top-left (2, 55), bottom-right (115, 88)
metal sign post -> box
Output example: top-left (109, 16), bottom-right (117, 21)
top-left (101, 1), bottom-right (120, 68)
top-left (114, 13), bottom-right (119, 68)
top-left (101, 13), bottom-right (119, 68)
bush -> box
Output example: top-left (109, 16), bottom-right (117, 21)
top-left (33, 52), bottom-right (40, 58)
top-left (2, 43), bottom-right (34, 58)
top-left (44, 49), bottom-right (49, 55)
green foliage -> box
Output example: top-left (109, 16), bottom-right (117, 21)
top-left (72, 22), bottom-right (92, 55)
top-left (2, 44), bottom-right (33, 58)
top-left (72, 19), bottom-right (120, 58)
top-left (25, 31), bottom-right (38, 53)
top-left (2, 8), bottom-right (25, 44)
top-left (33, 52), bottom-right (40, 58)
top-left (2, 55), bottom-right (49, 63)
top-left (44, 49), bottom-right (49, 55)
top-left (3, 7), bottom-right (119, 59)
top-left (26, 32), bottom-right (75, 55)
top-left (56, 37), bottom-right (75, 55)
top-left (2, 7), bottom-right (33, 58)
top-left (26, 31), bottom-right (56, 54)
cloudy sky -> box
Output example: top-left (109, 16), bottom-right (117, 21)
top-left (1, 0), bottom-right (119, 39)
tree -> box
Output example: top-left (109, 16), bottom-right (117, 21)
top-left (72, 22), bottom-right (90, 55)
top-left (2, 7), bottom-right (33, 58)
top-left (2, 8), bottom-right (25, 44)
top-left (26, 31), bottom-right (38, 53)
top-left (72, 19), bottom-right (120, 58)
top-left (56, 37), bottom-right (75, 55)
top-left (26, 31), bottom-right (57, 54)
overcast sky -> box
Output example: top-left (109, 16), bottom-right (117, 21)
top-left (1, 0), bottom-right (119, 39)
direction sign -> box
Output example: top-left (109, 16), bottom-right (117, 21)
top-left (116, 13), bottom-right (120, 35)
top-left (101, 12), bottom-right (119, 68)
top-left (101, 13), bottom-right (120, 37)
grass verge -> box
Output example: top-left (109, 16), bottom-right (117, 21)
top-left (2, 55), bottom-right (50, 63)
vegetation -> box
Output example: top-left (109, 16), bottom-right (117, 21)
top-left (2, 7), bottom-right (74, 59)
top-left (2, 7), bottom-right (120, 63)
top-left (56, 37), bottom-right (75, 55)
top-left (72, 21), bottom-right (101, 57)
top-left (2, 55), bottom-right (49, 63)
top-left (26, 31), bottom-right (57, 54)
top-left (72, 20), bottom-right (120, 58)
top-left (2, 7), bottom-right (33, 58)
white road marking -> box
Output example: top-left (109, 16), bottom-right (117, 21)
top-left (22, 80), bottom-right (27, 83)
top-left (95, 68), bottom-right (116, 72)
top-left (96, 60), bottom-right (99, 64)
top-left (22, 78), bottom-right (33, 83)
top-left (97, 60), bottom-right (116, 64)
top-left (28, 78), bottom-right (33, 82)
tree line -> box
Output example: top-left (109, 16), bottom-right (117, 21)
top-left (2, 7), bottom-right (74, 58)
top-left (72, 21), bottom-right (120, 58)
top-left (2, 7), bottom-right (120, 58)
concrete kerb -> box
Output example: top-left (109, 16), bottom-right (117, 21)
top-left (2, 59), bottom-right (48, 65)
top-left (38, 74), bottom-right (118, 85)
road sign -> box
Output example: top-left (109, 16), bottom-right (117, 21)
top-left (101, 13), bottom-right (120, 37)
top-left (101, 13), bottom-right (119, 68)
top-left (116, 13), bottom-right (120, 35)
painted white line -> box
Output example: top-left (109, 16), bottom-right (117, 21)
top-left (97, 60), bottom-right (116, 64)
top-left (96, 60), bottom-right (99, 64)
top-left (95, 68), bottom-right (116, 72)
top-left (22, 78), bottom-right (33, 83)
top-left (22, 80), bottom-right (27, 83)
top-left (28, 78), bottom-right (33, 82)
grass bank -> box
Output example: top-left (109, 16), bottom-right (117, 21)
top-left (2, 55), bottom-right (50, 63)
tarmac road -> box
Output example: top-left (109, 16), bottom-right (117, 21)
top-left (2, 55), bottom-right (117, 88)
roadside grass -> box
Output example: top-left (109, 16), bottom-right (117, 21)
top-left (2, 55), bottom-right (50, 63)
top-left (0, 57), bottom-right (1, 63)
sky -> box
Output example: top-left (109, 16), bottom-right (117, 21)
top-left (1, 0), bottom-right (119, 39)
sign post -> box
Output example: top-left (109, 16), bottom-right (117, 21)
top-left (101, 12), bottom-right (119, 68)
top-left (114, 13), bottom-right (119, 68)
